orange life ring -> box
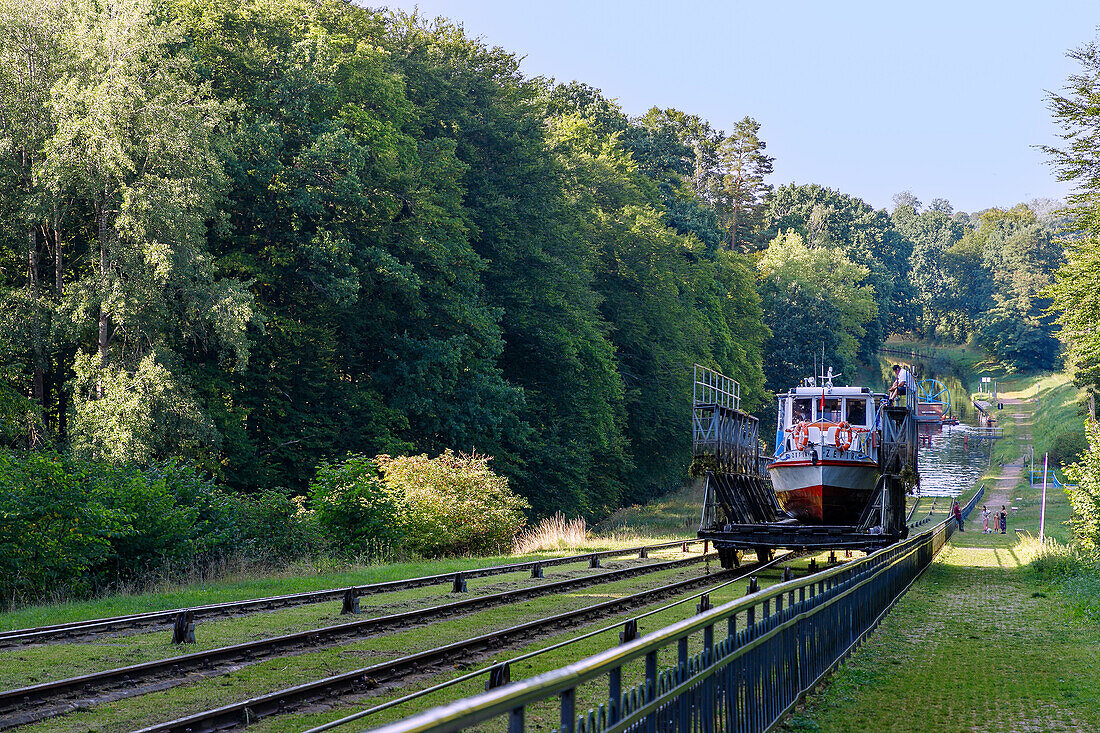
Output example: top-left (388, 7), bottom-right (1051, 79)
top-left (792, 420), bottom-right (810, 450)
top-left (834, 421), bottom-right (854, 451)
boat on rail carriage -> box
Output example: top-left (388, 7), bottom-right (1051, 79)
top-left (770, 369), bottom-right (886, 524)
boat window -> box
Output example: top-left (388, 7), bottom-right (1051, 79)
top-left (821, 398), bottom-right (841, 423)
top-left (793, 398), bottom-right (813, 423)
top-left (846, 398), bottom-right (867, 426)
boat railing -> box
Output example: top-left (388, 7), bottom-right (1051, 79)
top-left (779, 421), bottom-right (874, 455)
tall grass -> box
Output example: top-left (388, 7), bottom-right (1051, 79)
top-left (1017, 532), bottom-right (1100, 621)
top-left (512, 513), bottom-right (587, 554)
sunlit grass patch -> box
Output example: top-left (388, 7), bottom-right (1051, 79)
top-left (594, 479), bottom-right (704, 539)
top-left (512, 512), bottom-right (588, 554)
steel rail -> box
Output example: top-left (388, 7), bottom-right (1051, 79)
top-left (0, 539), bottom-right (704, 647)
top-left (0, 552), bottom-right (711, 728)
top-left (134, 553), bottom-right (806, 733)
top-left (300, 552), bottom-right (812, 733)
top-left (366, 529), bottom-right (938, 733)
top-left (364, 484), bottom-right (985, 733)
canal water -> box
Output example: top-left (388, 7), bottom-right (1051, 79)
top-left (916, 423), bottom-right (991, 498)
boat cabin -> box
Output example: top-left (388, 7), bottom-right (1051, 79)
top-left (785, 386), bottom-right (874, 428)
top-left (774, 386), bottom-right (884, 456)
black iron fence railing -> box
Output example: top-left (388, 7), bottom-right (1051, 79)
top-left (370, 486), bottom-right (984, 733)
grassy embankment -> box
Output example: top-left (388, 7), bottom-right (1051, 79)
top-left (780, 368), bottom-right (1100, 732)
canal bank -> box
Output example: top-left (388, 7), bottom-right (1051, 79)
top-left (778, 380), bottom-right (1100, 733)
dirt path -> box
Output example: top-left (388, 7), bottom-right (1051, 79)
top-left (982, 395), bottom-right (1028, 509)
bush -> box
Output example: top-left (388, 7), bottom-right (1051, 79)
top-left (0, 451), bottom-right (323, 605)
top-left (241, 489), bottom-right (321, 562)
top-left (1049, 429), bottom-right (1087, 468)
top-left (0, 451), bottom-right (118, 601)
top-left (1066, 422), bottom-right (1100, 551)
top-left (378, 450), bottom-right (528, 557)
top-left (308, 453), bottom-right (401, 558)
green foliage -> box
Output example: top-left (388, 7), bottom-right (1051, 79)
top-left (308, 454), bottom-right (401, 558)
top-left (964, 207), bottom-right (1062, 370)
top-left (0, 451), bottom-right (282, 603)
top-left (1049, 232), bottom-right (1100, 399)
top-left (889, 194), bottom-right (972, 339)
top-left (1065, 422), bottom-right (1100, 551)
top-left (712, 116), bottom-right (774, 252)
top-left (238, 490), bottom-right (318, 562)
top-left (757, 230), bottom-right (877, 387)
top-left (378, 450), bottom-right (529, 557)
top-left (763, 184), bottom-right (912, 356)
top-left (1050, 429), bottom-right (1087, 468)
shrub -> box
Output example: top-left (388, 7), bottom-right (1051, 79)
top-left (1049, 429), bottom-right (1087, 468)
top-left (308, 453), bottom-right (401, 558)
top-left (0, 451), bottom-right (119, 600)
top-left (242, 489), bottom-right (321, 562)
top-left (378, 450), bottom-right (528, 557)
top-left (0, 451), bottom-right (325, 605)
top-left (1066, 421), bottom-right (1100, 551)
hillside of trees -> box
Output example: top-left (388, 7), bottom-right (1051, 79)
top-left (0, 0), bottom-right (1073, 597)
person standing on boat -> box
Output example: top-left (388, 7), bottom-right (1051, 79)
top-left (888, 364), bottom-right (915, 406)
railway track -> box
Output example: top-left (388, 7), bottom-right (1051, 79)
top-left (0, 539), bottom-right (704, 648)
top-left (0, 550), bottom-right (713, 729)
top-left (133, 552), bottom-right (812, 733)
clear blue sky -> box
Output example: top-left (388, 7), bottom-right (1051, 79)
top-left (371, 0), bottom-right (1097, 215)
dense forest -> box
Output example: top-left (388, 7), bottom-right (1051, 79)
top-left (0, 0), bottom-right (1075, 597)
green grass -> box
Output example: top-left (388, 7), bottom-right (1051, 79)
top-left (1032, 372), bottom-right (1089, 461)
top-left (593, 479), bottom-right (704, 537)
top-left (0, 547), bottom-right (714, 689)
top-left (778, 543), bottom-right (1100, 733)
top-left (0, 477), bottom-right (713, 731)
top-left (0, 532), bottom-right (702, 634)
top-left (10, 552), bottom-right (814, 733)
top-left (780, 365), bottom-right (1100, 732)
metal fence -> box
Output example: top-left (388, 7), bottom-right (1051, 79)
top-left (371, 487), bottom-right (983, 733)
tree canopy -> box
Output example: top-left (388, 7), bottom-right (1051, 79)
top-left (0, 0), bottom-right (1072, 527)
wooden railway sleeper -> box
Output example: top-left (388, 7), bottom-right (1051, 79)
top-left (0, 553), bottom-right (714, 724)
top-left (0, 540), bottom-right (708, 649)
top-left (135, 557), bottom-right (805, 733)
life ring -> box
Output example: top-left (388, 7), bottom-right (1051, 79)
top-left (792, 421), bottom-right (810, 450)
top-left (834, 421), bottom-right (854, 451)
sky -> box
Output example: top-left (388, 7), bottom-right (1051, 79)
top-left (371, 0), bottom-right (1098, 215)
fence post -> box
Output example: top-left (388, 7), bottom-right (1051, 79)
top-left (508, 707), bottom-right (524, 733)
top-left (560, 687), bottom-right (575, 733)
top-left (645, 651), bottom-right (658, 733)
top-left (609, 666), bottom-right (622, 725)
top-left (679, 637), bottom-right (690, 731)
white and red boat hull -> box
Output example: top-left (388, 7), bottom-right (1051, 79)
top-left (768, 450), bottom-right (879, 524)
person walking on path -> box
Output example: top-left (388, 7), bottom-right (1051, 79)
top-left (953, 500), bottom-right (964, 531)
top-left (999, 505), bottom-right (1007, 534)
